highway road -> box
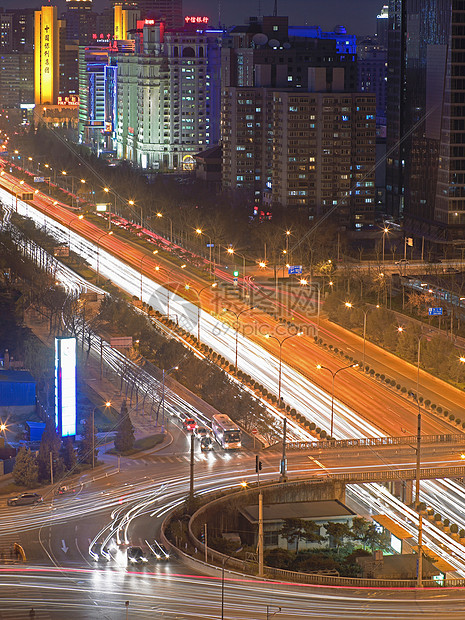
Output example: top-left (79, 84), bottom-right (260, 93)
top-left (3, 170), bottom-right (465, 597)
top-left (0, 173), bottom-right (457, 442)
top-left (2, 425), bottom-right (465, 619)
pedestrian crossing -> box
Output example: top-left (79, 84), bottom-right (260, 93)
top-left (135, 452), bottom-right (251, 465)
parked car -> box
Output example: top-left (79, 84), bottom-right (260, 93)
top-left (200, 437), bottom-right (214, 452)
top-left (127, 546), bottom-right (148, 565)
top-left (7, 493), bottom-right (43, 506)
top-left (194, 426), bottom-right (210, 439)
top-left (183, 418), bottom-right (197, 432)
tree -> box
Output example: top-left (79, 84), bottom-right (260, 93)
top-left (348, 517), bottom-right (390, 552)
top-left (13, 447), bottom-right (38, 487)
top-left (37, 417), bottom-right (62, 482)
top-left (279, 518), bottom-right (324, 552)
top-left (114, 400), bottom-right (135, 454)
top-left (60, 437), bottom-right (77, 472)
top-left (78, 419), bottom-right (97, 466)
top-left (324, 521), bottom-right (352, 549)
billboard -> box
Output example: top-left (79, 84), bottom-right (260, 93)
top-left (55, 337), bottom-right (76, 437)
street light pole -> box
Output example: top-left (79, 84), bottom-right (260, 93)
top-left (185, 282), bottom-right (218, 342)
top-left (264, 332), bottom-right (303, 403)
top-left (222, 307), bottom-right (255, 372)
top-left (316, 363), bottom-right (358, 438)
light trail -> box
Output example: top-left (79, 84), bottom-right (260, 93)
top-left (2, 187), bottom-right (465, 575)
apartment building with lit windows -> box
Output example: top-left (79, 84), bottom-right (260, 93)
top-left (114, 20), bottom-right (220, 170)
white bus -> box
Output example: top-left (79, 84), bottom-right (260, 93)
top-left (211, 414), bottom-right (241, 450)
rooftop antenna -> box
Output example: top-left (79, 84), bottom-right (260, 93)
top-left (218, 0), bottom-right (221, 28)
top-left (273, 0), bottom-right (278, 17)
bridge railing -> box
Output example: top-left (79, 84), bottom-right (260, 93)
top-left (271, 434), bottom-right (465, 452)
top-left (326, 466), bottom-right (465, 482)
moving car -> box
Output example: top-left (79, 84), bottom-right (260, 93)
top-left (200, 437), bottom-right (214, 452)
top-left (194, 426), bottom-right (210, 439)
top-left (146, 539), bottom-right (170, 561)
top-left (183, 418), bottom-right (197, 432)
top-left (7, 493), bottom-right (43, 506)
top-left (127, 546), bottom-right (148, 565)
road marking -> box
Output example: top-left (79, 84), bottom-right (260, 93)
top-left (308, 455), bottom-right (330, 474)
top-left (61, 539), bottom-right (69, 553)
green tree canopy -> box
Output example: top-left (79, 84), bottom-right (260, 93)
top-left (279, 518), bottom-right (324, 552)
top-left (114, 400), bottom-right (135, 454)
top-left (324, 521), bottom-right (352, 549)
top-left (13, 447), bottom-right (38, 487)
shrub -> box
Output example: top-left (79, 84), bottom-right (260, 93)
top-left (401, 386), bottom-right (407, 393)
top-left (455, 418), bottom-right (461, 425)
top-left (391, 379), bottom-right (396, 386)
top-left (431, 403), bottom-right (437, 410)
top-left (418, 502), bottom-right (426, 511)
top-left (320, 430), bottom-right (327, 439)
top-left (443, 518), bottom-right (450, 528)
top-left (290, 408), bottom-right (297, 417)
top-left (460, 529), bottom-right (465, 539)
top-left (315, 427), bottom-right (321, 435)
top-left (419, 396), bottom-right (424, 403)
top-left (427, 509), bottom-right (434, 517)
top-left (309, 422), bottom-right (316, 431)
top-left (434, 513), bottom-right (442, 522)
top-left (437, 406), bottom-right (442, 414)
top-left (370, 369), bottom-right (375, 376)
top-left (425, 399), bottom-right (431, 407)
top-left (396, 384), bottom-right (401, 390)
top-left (450, 524), bottom-right (459, 534)
top-left (375, 373), bottom-right (380, 380)
top-left (380, 374), bottom-right (385, 381)
top-left (444, 410), bottom-right (449, 417)
top-left (449, 413), bottom-right (455, 421)
top-left (334, 348), bottom-right (339, 354)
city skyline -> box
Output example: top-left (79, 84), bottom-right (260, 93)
top-left (0, 0), bottom-right (379, 35)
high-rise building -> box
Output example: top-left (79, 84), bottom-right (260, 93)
top-left (376, 5), bottom-right (389, 48)
top-left (0, 54), bottom-right (34, 108)
top-left (62, 0), bottom-right (96, 45)
top-left (118, 0), bottom-right (182, 28)
top-left (113, 20), bottom-right (219, 170)
top-left (220, 15), bottom-right (375, 226)
top-left (34, 6), bottom-right (60, 105)
top-left (0, 8), bottom-right (35, 53)
top-left (222, 88), bottom-right (375, 227)
top-left (386, 0), bottom-right (465, 242)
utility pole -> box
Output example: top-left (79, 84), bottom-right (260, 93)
top-left (204, 523), bottom-right (208, 563)
top-left (279, 418), bottom-right (287, 482)
top-left (189, 433), bottom-right (194, 508)
top-left (49, 451), bottom-right (53, 485)
top-left (258, 491), bottom-right (264, 576)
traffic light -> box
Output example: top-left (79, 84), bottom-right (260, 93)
top-left (233, 270), bottom-right (239, 277)
top-left (255, 455), bottom-right (262, 473)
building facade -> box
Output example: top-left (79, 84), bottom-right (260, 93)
top-left (114, 21), bottom-right (219, 170)
top-left (34, 5), bottom-right (60, 105)
top-left (386, 0), bottom-right (465, 242)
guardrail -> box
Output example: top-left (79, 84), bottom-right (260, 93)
top-left (268, 434), bottom-right (465, 452)
top-left (327, 465), bottom-right (465, 483)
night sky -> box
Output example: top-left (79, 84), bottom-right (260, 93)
top-left (0, 0), bottom-right (379, 36)
top-left (186, 0), bottom-right (379, 35)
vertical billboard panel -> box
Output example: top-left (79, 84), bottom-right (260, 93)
top-left (55, 337), bottom-right (77, 437)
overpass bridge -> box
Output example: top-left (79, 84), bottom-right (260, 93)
top-left (267, 433), bottom-right (465, 453)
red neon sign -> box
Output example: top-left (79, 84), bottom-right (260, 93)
top-left (184, 16), bottom-right (209, 24)
top-left (144, 19), bottom-right (155, 25)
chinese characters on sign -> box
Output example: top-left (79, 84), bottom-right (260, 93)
top-left (184, 16), bottom-right (209, 24)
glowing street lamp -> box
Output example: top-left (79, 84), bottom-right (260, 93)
top-left (185, 282), bottom-right (218, 341)
top-left (264, 331), bottom-right (303, 403)
top-left (316, 363), bottom-right (358, 438)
